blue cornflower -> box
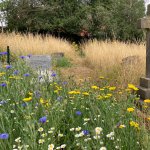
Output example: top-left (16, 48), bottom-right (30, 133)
top-left (6, 65), bottom-right (12, 69)
top-left (22, 103), bottom-right (27, 107)
top-left (57, 96), bottom-right (63, 101)
top-left (76, 111), bottom-right (82, 115)
top-left (20, 56), bottom-right (25, 59)
top-left (27, 54), bottom-right (32, 58)
top-left (24, 73), bottom-right (30, 77)
top-left (0, 83), bottom-right (7, 87)
top-left (39, 116), bottom-right (47, 123)
top-left (34, 91), bottom-right (41, 98)
top-left (82, 130), bottom-right (89, 135)
top-left (13, 70), bottom-right (19, 75)
top-left (51, 72), bottom-right (56, 77)
top-left (0, 133), bottom-right (9, 139)
top-left (0, 52), bottom-right (7, 55)
top-left (62, 81), bottom-right (67, 85)
top-left (0, 100), bottom-right (7, 105)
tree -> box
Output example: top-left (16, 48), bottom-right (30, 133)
top-left (3, 0), bottom-right (146, 42)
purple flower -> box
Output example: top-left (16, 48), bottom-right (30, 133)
top-left (22, 103), bottom-right (27, 107)
top-left (27, 54), bottom-right (32, 58)
top-left (13, 70), bottom-right (19, 75)
top-left (39, 116), bottom-right (47, 123)
top-left (0, 52), bottom-right (7, 55)
top-left (20, 56), bottom-right (25, 59)
top-left (34, 91), bottom-right (41, 98)
top-left (0, 100), bottom-right (7, 105)
top-left (51, 72), bottom-right (56, 77)
top-left (0, 83), bottom-right (7, 87)
top-left (0, 133), bottom-right (9, 139)
top-left (62, 81), bottom-right (67, 85)
top-left (57, 96), bottom-right (63, 101)
top-left (6, 65), bottom-right (12, 69)
top-left (76, 111), bottom-right (82, 115)
top-left (24, 73), bottom-right (30, 77)
top-left (82, 130), bottom-right (89, 135)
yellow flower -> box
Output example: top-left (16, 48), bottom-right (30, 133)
top-left (129, 121), bottom-right (135, 126)
top-left (82, 92), bottom-right (89, 96)
top-left (28, 92), bottom-right (33, 96)
top-left (68, 91), bottom-right (76, 94)
top-left (40, 98), bottom-right (49, 107)
top-left (91, 86), bottom-right (99, 90)
top-left (107, 93), bottom-right (112, 97)
top-left (54, 90), bottom-right (58, 94)
top-left (127, 107), bottom-right (134, 112)
top-left (147, 117), bottom-right (150, 120)
top-left (23, 97), bottom-right (32, 102)
top-left (100, 88), bottom-right (105, 91)
top-left (97, 95), bottom-right (103, 100)
top-left (119, 125), bottom-right (126, 128)
top-left (0, 72), bottom-right (5, 77)
top-left (144, 99), bottom-right (150, 103)
top-left (99, 76), bottom-right (104, 79)
top-left (129, 121), bottom-right (139, 129)
top-left (68, 90), bottom-right (80, 95)
top-left (128, 84), bottom-right (139, 91)
top-left (109, 87), bottom-right (116, 91)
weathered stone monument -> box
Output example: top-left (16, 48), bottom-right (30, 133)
top-left (25, 55), bottom-right (51, 71)
top-left (25, 55), bottom-right (54, 82)
top-left (138, 4), bottom-right (150, 99)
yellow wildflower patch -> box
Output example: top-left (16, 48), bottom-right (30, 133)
top-left (144, 99), bottom-right (150, 103)
top-left (23, 97), bottom-right (32, 102)
top-left (99, 76), bottom-right (104, 79)
top-left (0, 72), bottom-right (5, 77)
top-left (100, 88), bottom-right (105, 91)
top-left (128, 84), bottom-right (138, 91)
top-left (40, 98), bottom-right (49, 107)
top-left (127, 107), bottom-right (134, 112)
top-left (68, 90), bottom-right (80, 95)
top-left (28, 92), bottom-right (33, 96)
top-left (82, 92), bottom-right (89, 96)
top-left (119, 125), bottom-right (126, 128)
top-left (91, 86), bottom-right (99, 90)
top-left (129, 121), bottom-right (139, 129)
top-left (97, 95), bottom-right (103, 100)
top-left (109, 87), bottom-right (116, 91)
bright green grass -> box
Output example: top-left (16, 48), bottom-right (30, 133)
top-left (0, 59), bottom-right (149, 150)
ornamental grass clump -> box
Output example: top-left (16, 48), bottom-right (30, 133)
top-left (0, 57), bottom-right (149, 150)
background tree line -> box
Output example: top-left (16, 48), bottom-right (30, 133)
top-left (0, 0), bottom-right (145, 42)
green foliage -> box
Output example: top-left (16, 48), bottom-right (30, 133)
top-left (3, 0), bottom-right (145, 41)
top-left (52, 57), bottom-right (72, 68)
top-left (0, 59), bottom-right (149, 150)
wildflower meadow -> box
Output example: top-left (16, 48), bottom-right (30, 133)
top-left (0, 54), bottom-right (149, 150)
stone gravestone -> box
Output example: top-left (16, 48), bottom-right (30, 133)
top-left (25, 55), bottom-right (53, 82)
top-left (138, 4), bottom-right (150, 99)
top-left (25, 55), bottom-right (51, 70)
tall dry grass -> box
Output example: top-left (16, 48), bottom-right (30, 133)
top-left (0, 32), bottom-right (76, 59)
top-left (0, 33), bottom-right (146, 86)
top-left (82, 40), bottom-right (146, 86)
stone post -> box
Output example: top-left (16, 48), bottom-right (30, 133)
top-left (138, 4), bottom-right (150, 99)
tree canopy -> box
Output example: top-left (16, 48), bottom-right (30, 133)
top-left (0, 0), bottom-right (145, 42)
